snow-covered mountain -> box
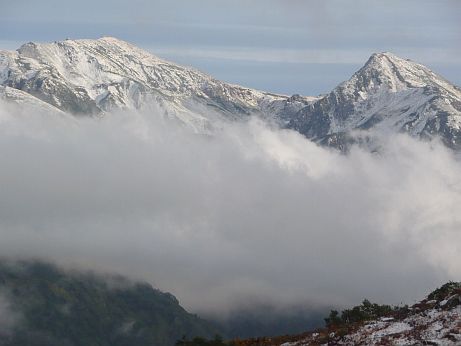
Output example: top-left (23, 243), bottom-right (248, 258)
top-left (1, 38), bottom-right (461, 149)
top-left (288, 52), bottom-right (461, 150)
top-left (0, 37), bottom-right (313, 132)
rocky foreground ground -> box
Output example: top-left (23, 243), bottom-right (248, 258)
top-left (230, 283), bottom-right (460, 346)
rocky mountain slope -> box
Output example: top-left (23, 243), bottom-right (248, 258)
top-left (1, 38), bottom-right (461, 149)
top-left (288, 52), bottom-right (461, 150)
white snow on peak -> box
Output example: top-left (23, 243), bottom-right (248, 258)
top-left (1, 37), bottom-right (315, 132)
top-left (1, 38), bottom-right (461, 148)
top-left (357, 51), bottom-right (459, 94)
top-left (313, 51), bottom-right (461, 141)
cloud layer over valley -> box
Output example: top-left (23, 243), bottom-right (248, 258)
top-left (0, 101), bottom-right (459, 315)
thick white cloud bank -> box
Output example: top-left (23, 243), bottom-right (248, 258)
top-left (0, 101), bottom-right (459, 314)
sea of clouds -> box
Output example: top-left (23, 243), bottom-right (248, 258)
top-left (0, 101), bottom-right (459, 315)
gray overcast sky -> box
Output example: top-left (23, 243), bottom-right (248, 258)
top-left (1, 0), bottom-right (460, 95)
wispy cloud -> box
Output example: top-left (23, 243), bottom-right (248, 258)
top-left (151, 46), bottom-right (461, 66)
top-left (1, 0), bottom-right (460, 93)
top-left (151, 47), bottom-right (369, 64)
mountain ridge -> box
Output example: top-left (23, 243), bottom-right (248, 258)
top-left (0, 37), bottom-right (314, 133)
top-left (1, 37), bottom-right (461, 149)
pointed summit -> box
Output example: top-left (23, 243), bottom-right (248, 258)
top-left (288, 52), bottom-right (461, 149)
top-left (364, 51), bottom-right (409, 66)
top-left (354, 52), bottom-right (451, 91)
